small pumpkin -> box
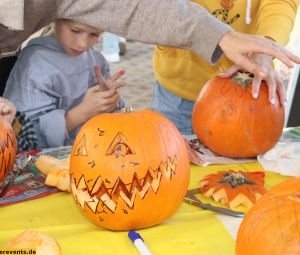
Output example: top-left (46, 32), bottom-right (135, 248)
top-left (0, 116), bottom-right (17, 182)
top-left (192, 72), bottom-right (284, 158)
top-left (236, 177), bottom-right (300, 255)
top-left (70, 109), bottom-right (190, 230)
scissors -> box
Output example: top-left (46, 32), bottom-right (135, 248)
top-left (0, 155), bottom-right (34, 199)
top-left (184, 188), bottom-right (245, 218)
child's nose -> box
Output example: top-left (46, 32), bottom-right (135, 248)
top-left (77, 36), bottom-right (89, 49)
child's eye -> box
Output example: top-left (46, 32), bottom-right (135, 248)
top-left (90, 33), bottom-right (100, 38)
top-left (71, 29), bottom-right (81, 34)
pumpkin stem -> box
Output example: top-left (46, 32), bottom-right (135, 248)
top-left (232, 72), bottom-right (254, 88)
top-left (120, 105), bottom-right (134, 113)
top-left (220, 172), bottom-right (255, 188)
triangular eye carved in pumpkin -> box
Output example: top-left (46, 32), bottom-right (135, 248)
top-left (73, 134), bottom-right (88, 157)
top-left (105, 132), bottom-right (135, 157)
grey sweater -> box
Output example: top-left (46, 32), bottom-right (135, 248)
top-left (0, 0), bottom-right (232, 63)
top-left (4, 36), bottom-right (125, 148)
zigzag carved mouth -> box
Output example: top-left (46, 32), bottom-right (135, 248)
top-left (71, 156), bottom-right (178, 214)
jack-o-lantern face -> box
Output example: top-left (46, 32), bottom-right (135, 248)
top-left (0, 117), bottom-right (17, 182)
top-left (70, 110), bottom-right (190, 230)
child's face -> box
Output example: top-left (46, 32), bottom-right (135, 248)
top-left (55, 20), bottom-right (101, 56)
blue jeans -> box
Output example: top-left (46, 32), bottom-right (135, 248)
top-left (151, 82), bottom-right (195, 135)
top-left (101, 32), bottom-right (120, 55)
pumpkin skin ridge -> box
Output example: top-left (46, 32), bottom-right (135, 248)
top-left (70, 110), bottom-right (190, 230)
top-left (192, 75), bottom-right (284, 158)
top-left (236, 178), bottom-right (300, 255)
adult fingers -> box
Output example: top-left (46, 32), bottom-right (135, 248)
top-left (251, 75), bottom-right (262, 99)
top-left (217, 65), bottom-right (241, 78)
top-left (280, 47), bottom-right (300, 64)
top-left (275, 76), bottom-right (286, 106)
top-left (255, 40), bottom-right (294, 68)
top-left (265, 74), bottom-right (277, 105)
top-left (234, 55), bottom-right (265, 78)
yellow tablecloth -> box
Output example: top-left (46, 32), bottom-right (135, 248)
top-left (0, 162), bottom-right (290, 255)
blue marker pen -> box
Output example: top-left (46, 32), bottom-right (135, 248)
top-left (128, 230), bottom-right (153, 255)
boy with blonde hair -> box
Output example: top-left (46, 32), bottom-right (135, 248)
top-left (4, 19), bottom-right (125, 149)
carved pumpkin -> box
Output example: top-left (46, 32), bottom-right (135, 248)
top-left (0, 116), bottom-right (17, 182)
top-left (192, 72), bottom-right (284, 158)
top-left (70, 109), bottom-right (190, 230)
top-left (199, 170), bottom-right (266, 209)
top-left (236, 177), bottom-right (300, 255)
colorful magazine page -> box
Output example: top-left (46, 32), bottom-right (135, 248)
top-left (0, 146), bottom-right (72, 207)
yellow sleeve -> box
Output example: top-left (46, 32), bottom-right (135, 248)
top-left (256, 0), bottom-right (299, 45)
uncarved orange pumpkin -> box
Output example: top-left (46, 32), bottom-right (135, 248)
top-left (70, 109), bottom-right (190, 230)
top-left (192, 72), bottom-right (284, 158)
top-left (236, 177), bottom-right (300, 255)
top-left (0, 116), bottom-right (17, 182)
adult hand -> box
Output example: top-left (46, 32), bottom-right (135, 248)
top-left (219, 31), bottom-right (300, 79)
top-left (0, 97), bottom-right (16, 125)
top-left (218, 54), bottom-right (286, 105)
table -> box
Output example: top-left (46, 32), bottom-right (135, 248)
top-left (0, 162), bottom-right (290, 255)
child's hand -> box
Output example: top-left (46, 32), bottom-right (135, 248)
top-left (0, 97), bottom-right (16, 124)
top-left (95, 65), bottom-right (125, 92)
top-left (65, 66), bottom-right (126, 133)
top-left (65, 86), bottom-right (122, 133)
top-left (80, 85), bottom-right (123, 116)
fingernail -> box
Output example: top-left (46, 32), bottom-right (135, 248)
top-left (253, 92), bottom-right (258, 99)
top-left (271, 98), bottom-right (275, 105)
top-left (217, 73), bottom-right (224, 77)
top-left (119, 70), bottom-right (125, 75)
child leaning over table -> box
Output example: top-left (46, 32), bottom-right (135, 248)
top-left (3, 19), bottom-right (126, 149)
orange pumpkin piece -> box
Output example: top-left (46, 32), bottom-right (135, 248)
top-left (4, 229), bottom-right (61, 255)
top-left (192, 72), bottom-right (284, 158)
top-left (199, 170), bottom-right (266, 209)
top-left (35, 155), bottom-right (70, 192)
top-left (236, 178), bottom-right (300, 255)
